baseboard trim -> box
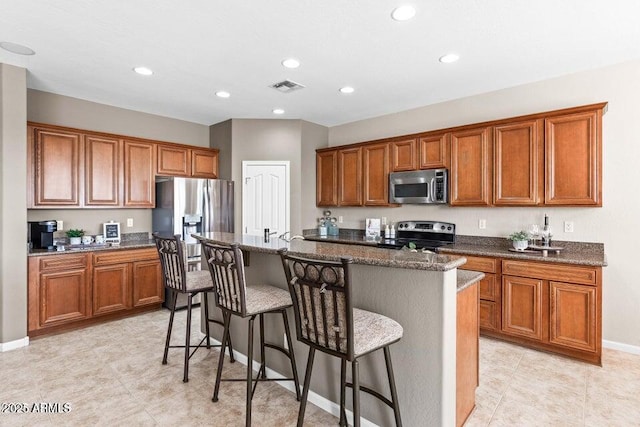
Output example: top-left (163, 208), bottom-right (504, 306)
top-left (209, 337), bottom-right (378, 427)
top-left (0, 336), bottom-right (30, 352)
top-left (603, 339), bottom-right (640, 355)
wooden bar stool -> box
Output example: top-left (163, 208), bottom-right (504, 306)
top-left (279, 249), bottom-right (403, 427)
top-left (153, 233), bottom-right (234, 383)
top-left (202, 241), bottom-right (301, 427)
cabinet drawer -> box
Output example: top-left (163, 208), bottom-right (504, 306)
top-left (39, 254), bottom-right (88, 272)
top-left (478, 274), bottom-right (498, 301)
top-left (502, 260), bottom-right (597, 285)
top-left (94, 248), bottom-right (158, 266)
top-left (479, 301), bottom-right (498, 331)
top-left (460, 255), bottom-right (498, 273)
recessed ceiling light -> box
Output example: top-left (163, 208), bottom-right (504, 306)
top-left (339, 86), bottom-right (355, 94)
top-left (391, 5), bottom-right (416, 21)
top-left (439, 53), bottom-right (459, 63)
top-left (281, 58), bottom-right (300, 69)
top-left (273, 109), bottom-right (285, 115)
top-left (133, 66), bottom-right (153, 76)
top-left (215, 91), bottom-right (230, 98)
top-left (0, 41), bottom-right (35, 55)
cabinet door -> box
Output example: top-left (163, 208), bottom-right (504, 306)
top-left (191, 149), bottom-right (218, 178)
top-left (93, 263), bottom-right (131, 315)
top-left (39, 269), bottom-right (90, 326)
top-left (85, 135), bottom-right (121, 206)
top-left (419, 133), bottom-right (449, 169)
top-left (493, 120), bottom-right (542, 206)
top-left (502, 275), bottom-right (544, 341)
top-left (549, 281), bottom-right (597, 353)
top-left (363, 143), bottom-right (390, 205)
top-left (390, 138), bottom-right (417, 171)
top-left (338, 147), bottom-right (363, 206)
top-left (157, 145), bottom-right (190, 177)
top-left (450, 127), bottom-right (492, 206)
top-left (316, 150), bottom-right (338, 206)
top-left (545, 110), bottom-right (601, 205)
top-left (132, 260), bottom-right (163, 307)
top-left (479, 300), bottom-right (499, 332)
top-left (34, 127), bottom-right (82, 206)
top-left (123, 140), bottom-right (155, 207)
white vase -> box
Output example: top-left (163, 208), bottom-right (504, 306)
top-left (512, 240), bottom-right (528, 251)
top-left (69, 237), bottom-right (82, 245)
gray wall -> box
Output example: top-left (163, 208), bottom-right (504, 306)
top-left (209, 119), bottom-right (232, 180)
top-left (324, 58), bottom-right (640, 349)
top-left (301, 121), bottom-right (329, 231)
top-left (0, 64), bottom-right (27, 344)
top-left (26, 89), bottom-right (212, 235)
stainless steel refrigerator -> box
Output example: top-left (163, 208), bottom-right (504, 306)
top-left (153, 177), bottom-right (234, 309)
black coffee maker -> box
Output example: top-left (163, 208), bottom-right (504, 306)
top-left (28, 220), bottom-right (57, 250)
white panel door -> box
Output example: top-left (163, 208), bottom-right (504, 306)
top-left (242, 161), bottom-right (289, 236)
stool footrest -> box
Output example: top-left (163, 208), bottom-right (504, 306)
top-left (345, 382), bottom-right (394, 408)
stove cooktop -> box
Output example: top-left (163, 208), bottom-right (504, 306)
top-left (378, 220), bottom-right (456, 250)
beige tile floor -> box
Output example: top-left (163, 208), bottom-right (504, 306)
top-left (2, 308), bottom-right (640, 426)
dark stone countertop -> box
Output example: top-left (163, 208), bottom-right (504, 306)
top-left (192, 232), bottom-right (466, 272)
top-left (457, 270), bottom-right (485, 292)
top-left (28, 240), bottom-right (156, 257)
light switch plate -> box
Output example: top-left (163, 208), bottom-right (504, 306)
top-left (56, 220), bottom-right (63, 231)
top-left (126, 218), bottom-right (134, 227)
top-left (479, 219), bottom-right (486, 229)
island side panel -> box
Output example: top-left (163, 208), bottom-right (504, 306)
top-left (203, 249), bottom-right (457, 427)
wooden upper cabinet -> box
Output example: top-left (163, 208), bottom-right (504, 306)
top-left (493, 120), bottom-right (542, 206)
top-left (419, 132), bottom-right (449, 169)
top-left (85, 135), bottom-right (121, 206)
top-left (316, 149), bottom-right (338, 206)
top-left (191, 149), bottom-right (218, 178)
top-left (545, 110), bottom-right (601, 206)
top-left (33, 127), bottom-right (82, 206)
top-left (390, 138), bottom-right (417, 172)
top-left (157, 145), bottom-right (190, 177)
top-left (450, 126), bottom-right (492, 206)
top-left (363, 142), bottom-right (390, 205)
top-left (123, 140), bottom-right (155, 207)
top-left (338, 146), bottom-right (363, 206)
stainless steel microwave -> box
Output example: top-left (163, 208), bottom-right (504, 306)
top-left (389, 169), bottom-right (448, 204)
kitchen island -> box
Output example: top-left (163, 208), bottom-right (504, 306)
top-left (193, 232), bottom-right (476, 427)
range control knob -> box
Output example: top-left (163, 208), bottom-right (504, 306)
top-left (447, 226), bottom-right (452, 231)
top-left (441, 225), bottom-right (446, 230)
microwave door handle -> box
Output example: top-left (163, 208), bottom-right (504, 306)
top-left (430, 178), bottom-right (436, 202)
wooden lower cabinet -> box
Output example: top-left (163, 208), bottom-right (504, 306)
top-left (454, 253), bottom-right (602, 364)
top-left (457, 280), bottom-right (479, 427)
top-left (93, 263), bottom-right (131, 315)
top-left (28, 248), bottom-right (163, 336)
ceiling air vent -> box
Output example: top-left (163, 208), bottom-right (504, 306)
top-left (270, 79), bottom-right (305, 93)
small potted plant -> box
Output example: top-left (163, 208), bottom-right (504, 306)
top-left (66, 229), bottom-right (84, 245)
top-left (508, 230), bottom-right (530, 251)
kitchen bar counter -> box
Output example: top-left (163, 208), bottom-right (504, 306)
top-left (193, 232), bottom-right (467, 426)
top-left (28, 239), bottom-right (156, 257)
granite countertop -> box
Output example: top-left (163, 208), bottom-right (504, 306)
top-left (193, 232), bottom-right (466, 272)
top-left (304, 232), bottom-right (607, 267)
top-left (28, 239), bottom-right (156, 257)
top-left (457, 270), bottom-right (485, 292)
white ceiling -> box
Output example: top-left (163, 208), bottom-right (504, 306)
top-left (2, 0), bottom-right (640, 127)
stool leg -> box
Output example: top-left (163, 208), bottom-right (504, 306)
top-left (163, 291), bottom-right (178, 365)
top-left (203, 292), bottom-right (211, 349)
top-left (339, 359), bottom-right (347, 427)
top-left (222, 307), bottom-right (236, 363)
top-left (183, 294), bottom-right (193, 383)
top-left (259, 313), bottom-right (267, 379)
top-left (281, 309), bottom-right (300, 400)
top-left (213, 310), bottom-right (231, 402)
top-left (384, 346), bottom-right (403, 427)
top-left (297, 347), bottom-right (315, 427)
top-left (352, 359), bottom-right (361, 427)
top-left (246, 315), bottom-right (256, 427)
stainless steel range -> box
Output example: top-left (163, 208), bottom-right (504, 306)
top-left (378, 220), bottom-right (456, 251)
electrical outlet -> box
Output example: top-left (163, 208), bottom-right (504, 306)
top-left (126, 218), bottom-right (134, 227)
top-left (381, 217), bottom-right (387, 225)
top-left (56, 220), bottom-right (64, 231)
top-left (479, 219), bottom-right (486, 229)
top-left (564, 221), bottom-right (574, 233)
top-left (338, 216), bottom-right (343, 224)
